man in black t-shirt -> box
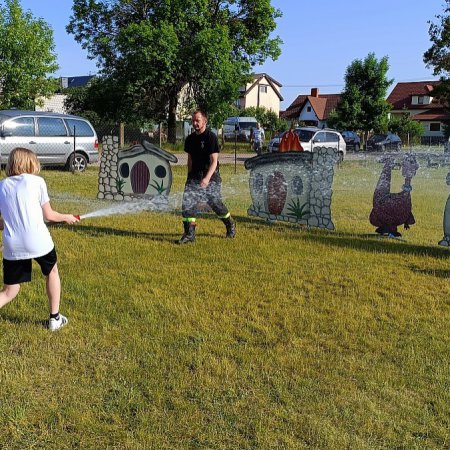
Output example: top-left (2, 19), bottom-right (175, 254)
top-left (178, 109), bottom-right (236, 244)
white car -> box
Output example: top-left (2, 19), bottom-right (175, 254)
top-left (272, 127), bottom-right (346, 159)
top-left (268, 134), bottom-right (282, 153)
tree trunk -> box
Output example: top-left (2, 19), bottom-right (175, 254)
top-left (167, 95), bottom-right (177, 144)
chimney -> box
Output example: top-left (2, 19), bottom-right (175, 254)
top-left (311, 88), bottom-right (319, 97)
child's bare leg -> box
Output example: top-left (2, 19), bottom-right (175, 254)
top-left (46, 264), bottom-right (61, 315)
top-left (0, 284), bottom-right (20, 308)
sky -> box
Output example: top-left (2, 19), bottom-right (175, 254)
top-left (19, 0), bottom-right (444, 110)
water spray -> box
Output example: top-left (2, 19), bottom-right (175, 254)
top-left (74, 196), bottom-right (171, 221)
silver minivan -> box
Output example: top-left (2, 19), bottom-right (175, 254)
top-left (0, 110), bottom-right (99, 172)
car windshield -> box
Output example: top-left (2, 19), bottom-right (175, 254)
top-left (294, 129), bottom-right (315, 142)
top-left (239, 122), bottom-right (257, 130)
top-left (371, 134), bottom-right (387, 142)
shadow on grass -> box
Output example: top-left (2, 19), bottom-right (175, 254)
top-left (62, 223), bottom-right (227, 243)
top-left (410, 267), bottom-right (450, 278)
top-left (0, 313), bottom-right (48, 328)
top-left (227, 214), bottom-right (450, 260)
top-left (55, 214), bottom-right (450, 259)
top-left (64, 223), bottom-right (179, 242)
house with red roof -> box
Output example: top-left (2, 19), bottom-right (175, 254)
top-left (281, 88), bottom-right (341, 128)
top-left (387, 81), bottom-right (448, 143)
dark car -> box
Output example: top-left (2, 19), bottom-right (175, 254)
top-left (341, 131), bottom-right (361, 151)
top-left (366, 132), bottom-right (402, 151)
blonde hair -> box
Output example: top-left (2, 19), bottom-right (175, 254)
top-left (6, 147), bottom-right (41, 176)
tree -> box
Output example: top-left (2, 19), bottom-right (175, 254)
top-left (424, 0), bottom-right (450, 137)
top-left (67, 0), bottom-right (282, 143)
top-left (327, 53), bottom-right (393, 141)
top-left (424, 0), bottom-right (450, 77)
top-left (0, 0), bottom-right (59, 109)
top-left (237, 105), bottom-right (288, 135)
top-left (64, 78), bottom-right (131, 126)
top-left (389, 110), bottom-right (424, 145)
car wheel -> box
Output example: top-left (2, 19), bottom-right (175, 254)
top-left (354, 143), bottom-right (360, 152)
top-left (67, 153), bottom-right (88, 172)
top-left (380, 144), bottom-right (385, 152)
top-left (396, 143), bottom-right (402, 151)
top-left (338, 151), bottom-right (344, 162)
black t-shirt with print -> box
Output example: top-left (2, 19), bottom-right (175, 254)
top-left (184, 128), bottom-right (221, 181)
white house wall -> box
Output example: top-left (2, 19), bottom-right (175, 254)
top-left (243, 76), bottom-right (281, 115)
top-left (421, 121), bottom-right (444, 137)
top-left (298, 100), bottom-right (326, 127)
top-left (392, 109), bottom-right (445, 138)
top-left (35, 94), bottom-right (67, 114)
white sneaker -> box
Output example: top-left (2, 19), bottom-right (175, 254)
top-left (48, 314), bottom-right (68, 331)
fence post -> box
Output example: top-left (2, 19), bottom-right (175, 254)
top-left (72, 125), bottom-right (76, 174)
top-left (120, 123), bottom-right (125, 148)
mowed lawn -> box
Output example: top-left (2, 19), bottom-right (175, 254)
top-left (0, 158), bottom-right (448, 449)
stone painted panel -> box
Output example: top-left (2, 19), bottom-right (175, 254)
top-left (245, 147), bottom-right (338, 229)
top-left (98, 137), bottom-right (177, 201)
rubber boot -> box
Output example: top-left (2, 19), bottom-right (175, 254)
top-left (222, 216), bottom-right (236, 238)
top-left (178, 221), bottom-right (196, 244)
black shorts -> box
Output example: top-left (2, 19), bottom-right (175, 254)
top-left (3, 248), bottom-right (57, 285)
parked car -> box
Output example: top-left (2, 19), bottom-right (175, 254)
top-left (366, 132), bottom-right (402, 152)
top-left (0, 110), bottom-right (99, 172)
top-left (222, 116), bottom-right (258, 142)
top-left (268, 133), bottom-right (282, 153)
top-left (271, 127), bottom-right (346, 159)
top-left (341, 131), bottom-right (361, 151)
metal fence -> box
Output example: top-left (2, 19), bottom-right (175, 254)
top-left (95, 121), bottom-right (192, 148)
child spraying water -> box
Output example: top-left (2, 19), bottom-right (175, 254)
top-left (0, 148), bottom-right (79, 330)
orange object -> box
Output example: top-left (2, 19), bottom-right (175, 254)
top-left (279, 129), bottom-right (303, 152)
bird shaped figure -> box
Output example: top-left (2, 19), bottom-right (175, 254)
top-left (369, 154), bottom-right (419, 237)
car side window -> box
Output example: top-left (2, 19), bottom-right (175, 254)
top-left (65, 119), bottom-right (94, 137)
top-left (314, 132), bottom-right (327, 143)
top-left (325, 132), bottom-right (339, 143)
top-left (37, 117), bottom-right (67, 137)
top-left (4, 117), bottom-right (35, 136)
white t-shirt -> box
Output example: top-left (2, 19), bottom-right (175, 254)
top-left (0, 174), bottom-right (54, 260)
top-left (253, 127), bottom-right (265, 143)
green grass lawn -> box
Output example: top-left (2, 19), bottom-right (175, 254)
top-left (0, 160), bottom-right (448, 449)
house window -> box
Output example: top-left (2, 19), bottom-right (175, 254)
top-left (307, 106), bottom-right (311, 112)
top-left (430, 123), bottom-right (441, 132)
top-left (259, 85), bottom-right (268, 94)
top-left (412, 95), bottom-right (431, 105)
